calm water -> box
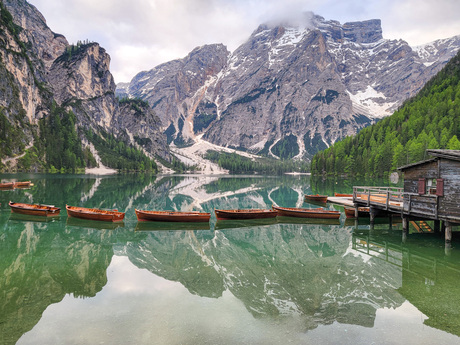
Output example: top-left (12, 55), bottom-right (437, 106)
top-left (1, 173), bottom-right (459, 345)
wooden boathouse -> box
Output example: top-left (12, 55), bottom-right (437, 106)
top-left (353, 149), bottom-right (460, 243)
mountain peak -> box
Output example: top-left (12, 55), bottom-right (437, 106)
top-left (253, 12), bottom-right (383, 46)
top-left (117, 12), bottom-right (460, 160)
top-left (343, 19), bottom-right (383, 44)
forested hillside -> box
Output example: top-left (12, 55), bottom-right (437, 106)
top-left (0, 1), bottom-right (168, 173)
top-left (311, 50), bottom-right (460, 177)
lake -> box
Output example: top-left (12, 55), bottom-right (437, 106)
top-left (1, 173), bottom-right (459, 345)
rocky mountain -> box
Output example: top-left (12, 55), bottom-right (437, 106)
top-left (116, 44), bottom-right (230, 146)
top-left (0, 0), bottom-right (170, 172)
top-left (118, 12), bottom-right (460, 159)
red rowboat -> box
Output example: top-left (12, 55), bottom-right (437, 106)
top-left (0, 182), bottom-right (15, 189)
top-left (66, 205), bottom-right (125, 222)
top-left (304, 194), bottom-right (328, 203)
top-left (135, 209), bottom-right (211, 222)
top-left (14, 181), bottom-right (32, 188)
top-left (215, 209), bottom-right (278, 220)
top-left (9, 201), bottom-right (60, 217)
top-left (344, 206), bottom-right (370, 218)
top-left (272, 205), bottom-right (340, 219)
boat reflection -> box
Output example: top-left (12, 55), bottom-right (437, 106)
top-left (214, 217), bottom-right (278, 230)
top-left (8, 212), bottom-right (60, 223)
top-left (277, 216), bottom-right (341, 225)
top-left (135, 221), bottom-right (210, 231)
top-left (66, 216), bottom-right (125, 230)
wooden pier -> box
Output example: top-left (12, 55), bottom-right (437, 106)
top-left (346, 150), bottom-right (460, 244)
top-left (351, 184), bottom-right (458, 244)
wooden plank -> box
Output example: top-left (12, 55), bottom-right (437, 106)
top-left (326, 196), bottom-right (354, 207)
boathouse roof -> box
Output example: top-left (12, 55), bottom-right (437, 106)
top-left (426, 149), bottom-right (460, 161)
top-left (397, 149), bottom-right (460, 171)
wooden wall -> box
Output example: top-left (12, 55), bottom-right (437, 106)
top-left (403, 158), bottom-right (460, 222)
top-left (438, 158), bottom-right (460, 220)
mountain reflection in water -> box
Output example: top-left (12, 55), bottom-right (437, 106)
top-left (0, 173), bottom-right (459, 345)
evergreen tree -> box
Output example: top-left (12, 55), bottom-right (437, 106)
top-left (311, 50), bottom-right (460, 177)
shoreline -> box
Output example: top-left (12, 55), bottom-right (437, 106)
top-left (85, 167), bottom-right (118, 175)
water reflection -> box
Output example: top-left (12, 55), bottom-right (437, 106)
top-left (352, 230), bottom-right (460, 337)
top-left (0, 217), bottom-right (115, 345)
top-left (0, 173), bottom-right (458, 344)
top-left (66, 216), bottom-right (125, 230)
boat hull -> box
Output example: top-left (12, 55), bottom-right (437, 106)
top-left (272, 206), bottom-right (340, 219)
top-left (304, 194), bottom-right (328, 204)
top-left (0, 182), bottom-right (14, 189)
top-left (66, 205), bottom-right (125, 222)
top-left (344, 207), bottom-right (370, 218)
top-left (9, 202), bottom-right (60, 217)
top-left (215, 209), bottom-right (278, 220)
top-left (135, 209), bottom-right (211, 222)
top-left (14, 181), bottom-right (32, 188)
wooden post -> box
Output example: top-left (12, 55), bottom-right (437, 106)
top-left (354, 205), bottom-right (359, 218)
top-left (370, 207), bottom-right (376, 224)
top-left (445, 242), bottom-right (452, 256)
top-left (402, 216), bottom-right (408, 244)
top-left (445, 221), bottom-right (452, 243)
top-left (402, 216), bottom-right (409, 233)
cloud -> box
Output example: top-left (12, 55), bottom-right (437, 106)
top-left (28, 0), bottom-right (460, 82)
top-left (381, 0), bottom-right (460, 44)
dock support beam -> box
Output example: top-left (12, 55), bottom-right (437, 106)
top-left (370, 207), bottom-right (376, 224)
top-left (402, 216), bottom-right (408, 244)
top-left (402, 216), bottom-right (409, 233)
top-left (445, 221), bottom-right (452, 243)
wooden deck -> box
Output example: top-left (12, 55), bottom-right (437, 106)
top-left (353, 187), bottom-right (403, 213)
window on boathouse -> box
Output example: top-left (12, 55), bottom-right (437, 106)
top-left (418, 178), bottom-right (444, 196)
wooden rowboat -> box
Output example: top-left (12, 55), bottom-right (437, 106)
top-left (9, 201), bottom-right (60, 217)
top-left (304, 194), bottom-right (328, 204)
top-left (215, 209), bottom-right (278, 220)
top-left (14, 181), bottom-right (32, 188)
top-left (272, 205), bottom-right (340, 219)
top-left (0, 182), bottom-right (15, 189)
top-left (344, 206), bottom-right (370, 218)
top-left (66, 205), bottom-right (125, 222)
top-left (135, 209), bottom-right (211, 222)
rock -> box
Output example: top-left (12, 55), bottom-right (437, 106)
top-left (0, 0), bottom-right (171, 166)
top-left (118, 12), bottom-right (460, 159)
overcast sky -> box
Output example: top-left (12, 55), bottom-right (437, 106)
top-left (27, 0), bottom-right (460, 83)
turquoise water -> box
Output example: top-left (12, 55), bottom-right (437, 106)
top-left (0, 173), bottom-right (459, 344)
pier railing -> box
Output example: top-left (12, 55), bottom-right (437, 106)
top-left (353, 186), bottom-right (403, 210)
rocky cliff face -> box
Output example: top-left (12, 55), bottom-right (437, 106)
top-left (48, 43), bottom-right (118, 128)
top-left (117, 44), bottom-right (230, 146)
top-left (0, 0), bottom-right (170, 166)
top-left (119, 12), bottom-right (460, 159)
top-left (0, 0), bottom-right (57, 158)
top-left (115, 100), bottom-right (170, 160)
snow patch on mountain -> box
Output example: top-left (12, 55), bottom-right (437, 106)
top-left (347, 86), bottom-right (397, 118)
